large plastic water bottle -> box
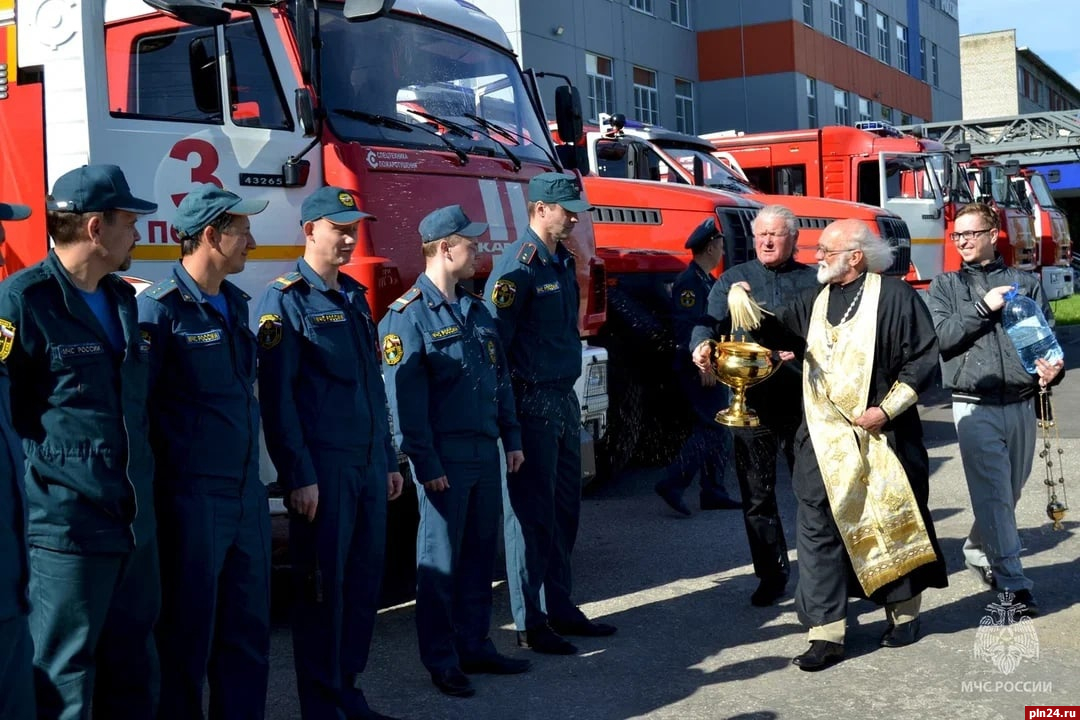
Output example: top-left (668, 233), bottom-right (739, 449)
top-left (1001, 286), bottom-right (1064, 373)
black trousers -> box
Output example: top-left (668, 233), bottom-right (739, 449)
top-left (732, 420), bottom-right (795, 581)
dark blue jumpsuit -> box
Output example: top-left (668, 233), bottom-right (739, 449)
top-left (483, 228), bottom-right (584, 632)
top-left (255, 260), bottom-right (396, 720)
top-left (0, 363), bottom-right (34, 720)
top-left (380, 274), bottom-right (522, 673)
top-left (0, 251), bottom-right (159, 720)
top-left (664, 262), bottom-right (732, 499)
top-left (138, 262), bottom-right (269, 720)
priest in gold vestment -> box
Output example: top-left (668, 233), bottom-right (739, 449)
top-left (750, 219), bottom-right (947, 671)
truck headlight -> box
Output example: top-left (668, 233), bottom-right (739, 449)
top-left (585, 362), bottom-right (607, 400)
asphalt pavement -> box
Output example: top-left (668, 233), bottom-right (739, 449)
top-left (266, 327), bottom-right (1080, 720)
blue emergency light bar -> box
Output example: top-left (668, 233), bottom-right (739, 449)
top-left (854, 121), bottom-right (904, 138)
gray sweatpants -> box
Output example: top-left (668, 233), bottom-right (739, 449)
top-left (952, 399), bottom-right (1036, 592)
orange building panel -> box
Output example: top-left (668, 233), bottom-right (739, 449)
top-left (698, 20), bottom-right (931, 120)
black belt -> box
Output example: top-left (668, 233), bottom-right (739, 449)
top-left (952, 388), bottom-right (1036, 406)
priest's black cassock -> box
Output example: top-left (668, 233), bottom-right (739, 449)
top-left (768, 271), bottom-right (949, 629)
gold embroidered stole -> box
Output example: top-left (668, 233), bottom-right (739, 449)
top-left (802, 273), bottom-right (937, 595)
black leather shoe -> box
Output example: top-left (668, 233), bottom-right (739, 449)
top-left (700, 493), bottom-right (742, 510)
top-left (460, 652), bottom-right (531, 675)
top-left (654, 480), bottom-right (691, 516)
top-left (791, 640), bottom-right (844, 671)
top-left (966, 561), bottom-right (996, 589)
top-left (1012, 589), bottom-right (1040, 618)
top-left (517, 626), bottom-right (577, 655)
top-left (549, 615), bottom-right (618, 637)
top-left (750, 576), bottom-right (788, 607)
top-left (880, 617), bottom-right (921, 648)
top-left (430, 667), bottom-right (475, 698)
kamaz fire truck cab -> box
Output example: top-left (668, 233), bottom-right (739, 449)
top-left (1, 0), bottom-right (612, 600)
top-left (1011, 166), bottom-right (1074, 299)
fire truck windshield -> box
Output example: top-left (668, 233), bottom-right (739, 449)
top-left (316, 9), bottom-right (553, 165)
top-left (654, 143), bottom-right (756, 193)
top-left (1029, 173), bottom-right (1058, 208)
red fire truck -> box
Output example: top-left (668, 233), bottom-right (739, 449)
top-left (0, 0), bottom-right (610, 599)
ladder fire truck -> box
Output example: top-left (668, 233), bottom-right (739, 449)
top-left (899, 113), bottom-right (1077, 299)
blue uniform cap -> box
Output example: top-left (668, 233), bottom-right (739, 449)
top-left (685, 217), bottom-right (722, 251)
top-left (419, 204), bottom-right (487, 243)
top-left (527, 172), bottom-right (592, 212)
top-left (301, 186), bottom-right (375, 225)
top-left (47, 164), bottom-right (157, 214)
top-left (0, 202), bottom-right (31, 221)
top-left (172, 184), bottom-right (268, 239)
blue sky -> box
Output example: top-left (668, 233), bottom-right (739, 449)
top-left (958, 0), bottom-right (1080, 89)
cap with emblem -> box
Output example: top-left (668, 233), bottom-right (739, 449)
top-left (685, 217), bottom-right (722, 252)
top-left (419, 205), bottom-right (487, 243)
top-left (301, 186), bottom-right (375, 225)
top-left (0, 202), bottom-right (31, 221)
top-left (172, 184), bottom-right (269, 240)
top-left (47, 164), bottom-right (157, 215)
top-left (527, 172), bottom-right (592, 213)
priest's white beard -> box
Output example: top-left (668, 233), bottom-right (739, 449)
top-left (817, 260), bottom-right (846, 284)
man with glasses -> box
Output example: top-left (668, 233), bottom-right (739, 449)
top-left (927, 202), bottom-right (1064, 617)
top-left (139, 184), bottom-right (272, 719)
top-left (747, 218), bottom-right (946, 671)
top-left (691, 205), bottom-right (818, 607)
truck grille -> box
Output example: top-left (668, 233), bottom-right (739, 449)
top-left (717, 208), bottom-right (758, 268)
top-left (876, 216), bottom-right (912, 277)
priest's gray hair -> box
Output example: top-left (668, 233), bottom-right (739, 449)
top-left (847, 221), bottom-right (896, 273)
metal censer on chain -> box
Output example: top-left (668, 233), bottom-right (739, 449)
top-left (1037, 389), bottom-right (1069, 530)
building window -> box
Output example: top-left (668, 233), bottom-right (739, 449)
top-left (854, 1), bottom-right (869, 53)
top-left (919, 36), bottom-right (927, 81)
top-left (630, 0), bottom-right (655, 15)
top-left (896, 23), bottom-right (909, 73)
top-left (829, 0), bottom-right (846, 43)
top-left (858, 96), bottom-right (872, 122)
top-left (834, 89), bottom-right (850, 125)
top-left (931, 42), bottom-right (939, 86)
top-left (881, 105), bottom-right (893, 122)
top-left (633, 66), bottom-right (659, 125)
top-left (807, 77), bottom-right (818, 128)
top-left (900, 112), bottom-right (912, 125)
top-left (586, 53), bottom-right (615, 122)
top-left (876, 12), bottom-right (890, 65)
top-left (674, 79), bottom-right (695, 133)
top-left (670, 0), bottom-right (690, 28)
top-left (803, 0), bottom-right (813, 26)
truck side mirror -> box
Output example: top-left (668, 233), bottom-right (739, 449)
top-left (953, 142), bottom-right (972, 163)
top-left (343, 0), bottom-right (396, 20)
top-left (555, 146), bottom-right (590, 174)
top-left (1048, 169), bottom-right (1062, 183)
top-left (693, 155), bottom-right (705, 186)
top-left (144, 0), bottom-right (230, 26)
top-left (295, 88), bottom-right (317, 137)
top-left (555, 86), bottom-right (584, 145)
top-left (1004, 159), bottom-right (1021, 176)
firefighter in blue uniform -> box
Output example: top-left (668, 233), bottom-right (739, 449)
top-left (654, 218), bottom-right (741, 516)
top-left (138, 185), bottom-right (271, 720)
top-left (0, 199), bottom-right (35, 720)
top-left (381, 205), bottom-right (530, 699)
top-left (484, 173), bottom-right (616, 656)
top-left (255, 187), bottom-right (403, 720)
top-left (0, 166), bottom-right (160, 720)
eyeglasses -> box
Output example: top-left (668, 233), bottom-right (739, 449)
top-left (815, 246), bottom-right (858, 256)
top-left (754, 231), bottom-right (790, 239)
top-left (950, 228), bottom-right (995, 242)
